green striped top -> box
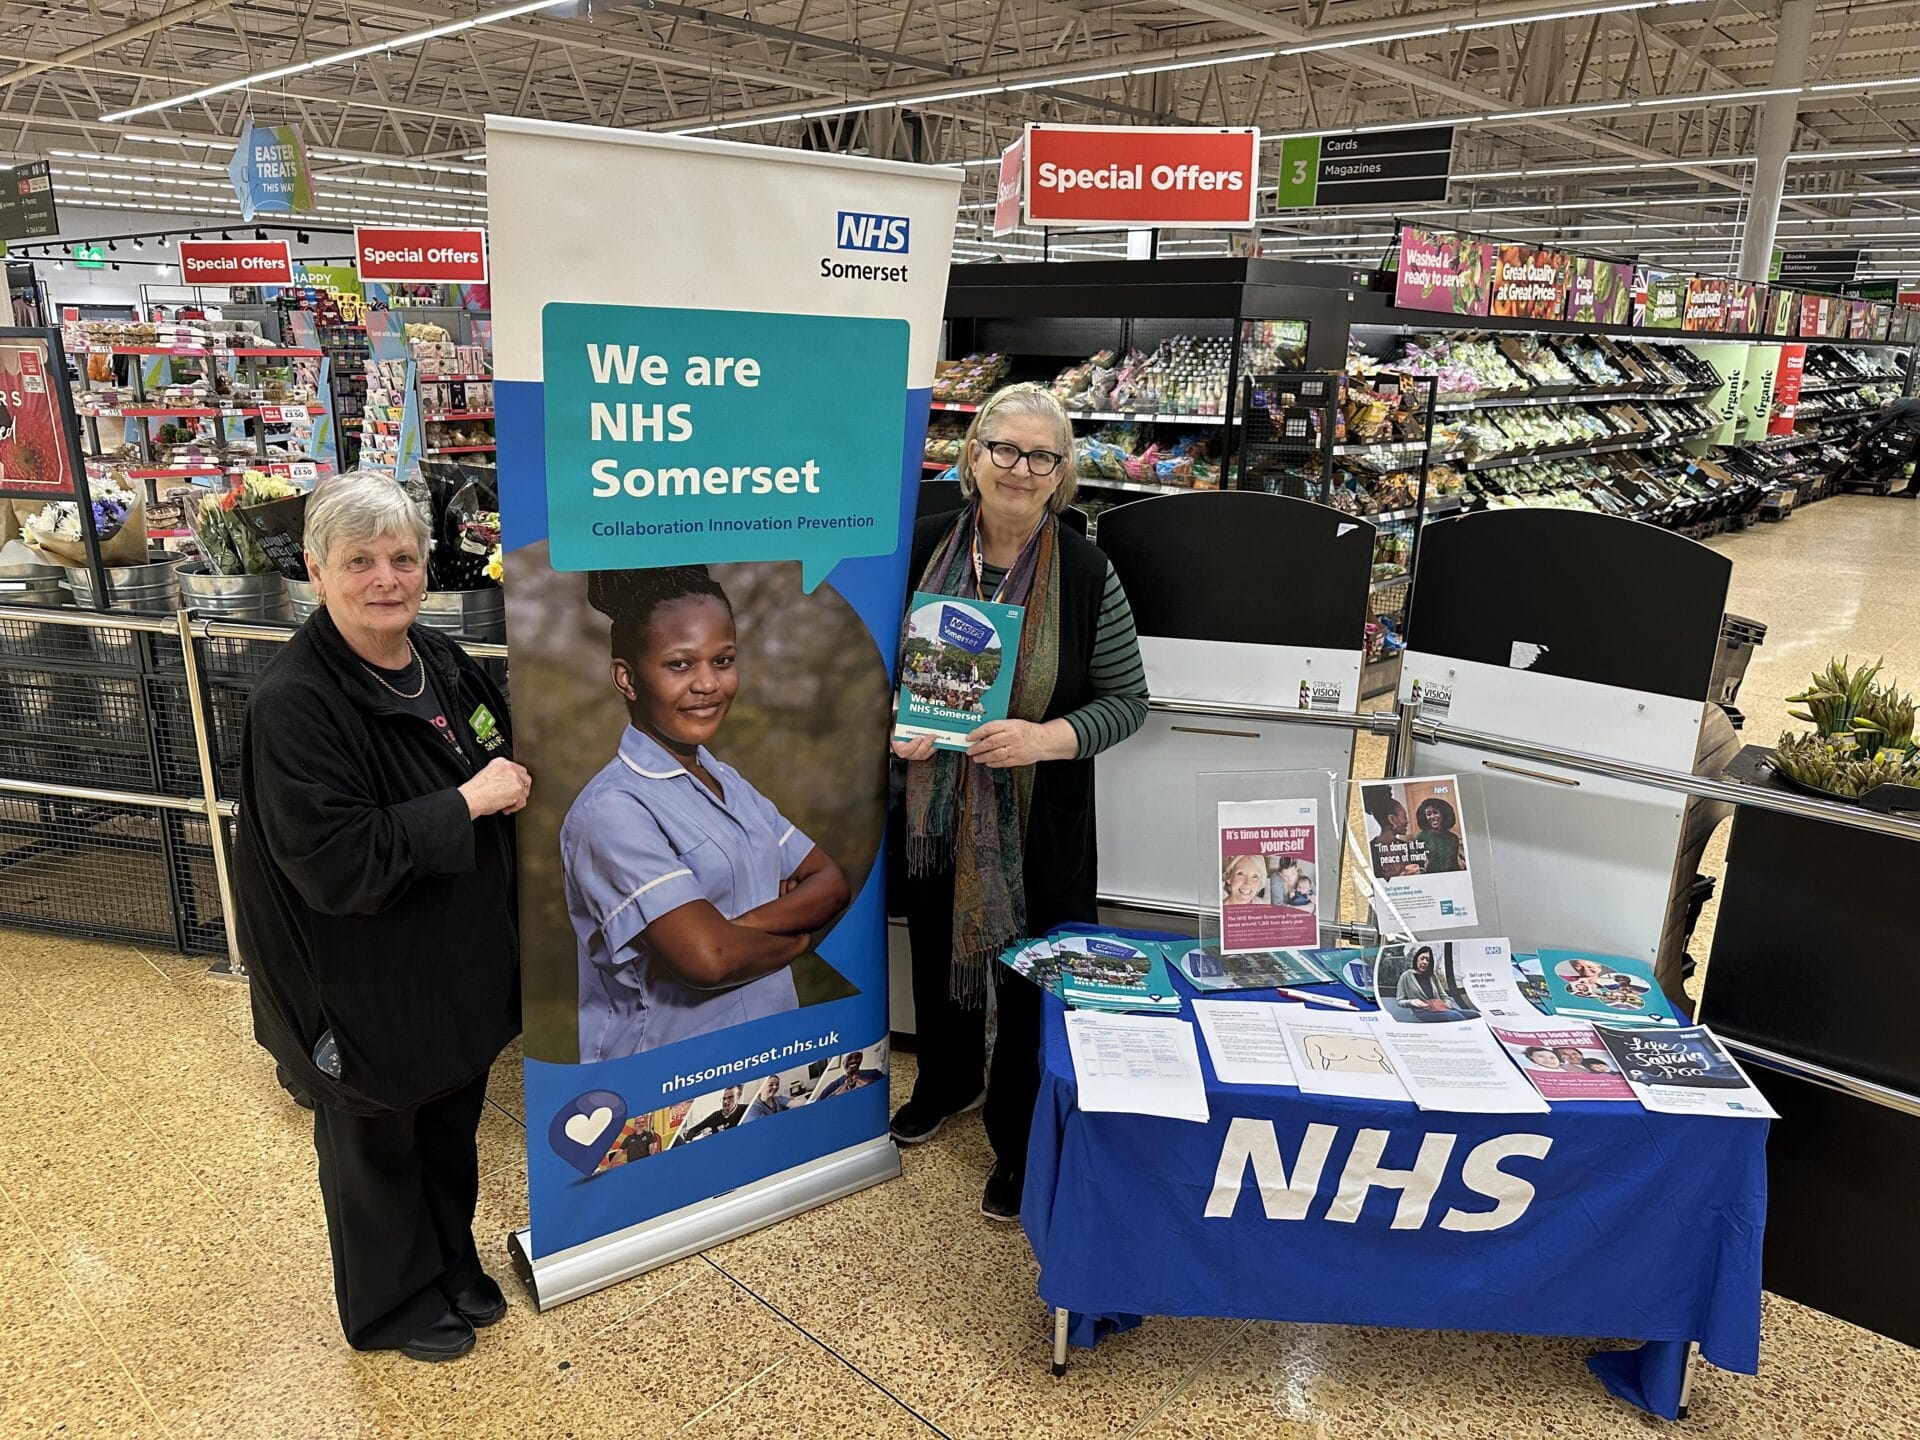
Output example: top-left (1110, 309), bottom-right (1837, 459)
top-left (980, 558), bottom-right (1149, 758)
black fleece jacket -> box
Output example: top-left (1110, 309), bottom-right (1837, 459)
top-left (232, 609), bottom-right (519, 1114)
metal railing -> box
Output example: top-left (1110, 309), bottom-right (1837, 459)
top-left (0, 601), bottom-right (502, 973)
top-left (1108, 692), bottom-right (1920, 1121)
top-left (1, 604), bottom-right (1913, 1118)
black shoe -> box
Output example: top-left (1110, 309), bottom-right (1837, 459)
top-left (396, 1310), bottom-right (476, 1363)
top-left (447, 1273), bottom-right (507, 1328)
top-left (981, 1162), bottom-right (1022, 1223)
top-left (889, 1089), bottom-right (985, 1146)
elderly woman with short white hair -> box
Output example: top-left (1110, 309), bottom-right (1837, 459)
top-left (232, 469), bottom-right (531, 1363)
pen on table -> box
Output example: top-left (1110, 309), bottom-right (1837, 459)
top-left (1275, 987), bottom-right (1361, 1011)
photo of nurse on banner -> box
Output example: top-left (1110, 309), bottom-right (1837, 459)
top-left (505, 546), bottom-right (891, 1067)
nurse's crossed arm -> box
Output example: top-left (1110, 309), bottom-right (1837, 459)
top-left (571, 798), bottom-right (850, 993)
top-left (732, 844), bottom-right (849, 946)
top-left (649, 840), bottom-right (849, 989)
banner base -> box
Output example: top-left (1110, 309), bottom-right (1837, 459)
top-left (506, 1135), bottom-right (901, 1310)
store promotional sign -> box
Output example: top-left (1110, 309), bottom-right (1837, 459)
top-left (1722, 281), bottom-right (1762, 334)
top-left (489, 115), bottom-right (958, 1301)
top-left (1022, 124), bottom-right (1258, 229)
top-left (1689, 342), bottom-right (1749, 443)
top-left (1682, 277), bottom-right (1728, 333)
top-left (354, 225), bottom-right (489, 284)
top-left (178, 238), bottom-right (294, 286)
top-left (1392, 225), bottom-right (1492, 316)
top-left (1564, 256), bottom-right (1633, 326)
top-left (1275, 126), bottom-right (1453, 209)
top-left (1739, 345), bottom-right (1780, 441)
top-left (0, 160), bottom-right (58, 243)
top-left (1767, 345), bottom-right (1806, 437)
top-left (0, 335), bottom-right (75, 491)
top-left (1489, 244), bottom-right (1568, 320)
top-left (1768, 286), bottom-right (1798, 336)
top-left (994, 135), bottom-right (1024, 237)
top-left (227, 123), bottom-right (315, 222)
top-left (293, 262), bottom-right (365, 298)
top-left (1638, 269), bottom-right (1688, 330)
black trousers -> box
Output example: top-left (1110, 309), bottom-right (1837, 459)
top-left (902, 864), bottom-right (1045, 1172)
top-left (311, 1073), bottom-right (489, 1350)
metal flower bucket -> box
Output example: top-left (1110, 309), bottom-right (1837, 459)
top-left (417, 587), bottom-right (505, 642)
top-left (64, 555), bottom-right (182, 614)
top-left (173, 561), bottom-right (294, 623)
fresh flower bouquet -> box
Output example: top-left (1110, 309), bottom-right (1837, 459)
top-left (20, 478), bottom-right (149, 565)
top-left (420, 461), bottom-right (501, 589)
top-left (188, 471), bottom-right (298, 576)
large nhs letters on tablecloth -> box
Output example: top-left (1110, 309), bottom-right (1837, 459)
top-left (488, 117), bottom-right (959, 1304)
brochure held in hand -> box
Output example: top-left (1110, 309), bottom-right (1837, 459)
top-left (894, 592), bottom-right (1024, 751)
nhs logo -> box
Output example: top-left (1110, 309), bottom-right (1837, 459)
top-left (836, 211), bottom-right (910, 253)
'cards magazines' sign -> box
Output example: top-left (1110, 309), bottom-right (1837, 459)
top-left (179, 239), bottom-right (294, 286)
top-left (1023, 124), bottom-right (1259, 229)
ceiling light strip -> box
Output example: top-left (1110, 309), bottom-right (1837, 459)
top-left (101, 0), bottom-right (577, 122)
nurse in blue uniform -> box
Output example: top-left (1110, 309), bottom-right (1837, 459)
top-left (562, 567), bottom-right (851, 1063)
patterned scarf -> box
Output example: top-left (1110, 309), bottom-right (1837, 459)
top-left (904, 504), bottom-right (1061, 1004)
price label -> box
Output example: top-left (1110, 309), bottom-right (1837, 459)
top-left (261, 405), bottom-right (305, 423)
top-left (90, 343), bottom-right (113, 355)
top-left (93, 407), bottom-right (121, 418)
top-left (287, 461), bottom-right (318, 483)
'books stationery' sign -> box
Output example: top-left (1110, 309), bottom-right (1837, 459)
top-left (894, 592), bottom-right (1024, 750)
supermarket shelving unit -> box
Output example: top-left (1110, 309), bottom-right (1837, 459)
top-left (73, 334), bottom-right (336, 540)
top-left (935, 260), bottom-right (1355, 525)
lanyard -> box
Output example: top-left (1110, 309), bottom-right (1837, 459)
top-left (969, 514), bottom-right (1047, 602)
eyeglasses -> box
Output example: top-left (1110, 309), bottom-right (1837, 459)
top-left (977, 438), bottom-right (1064, 477)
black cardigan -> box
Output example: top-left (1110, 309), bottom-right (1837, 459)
top-left (909, 512), bottom-right (1109, 932)
top-left (232, 610), bottom-right (519, 1114)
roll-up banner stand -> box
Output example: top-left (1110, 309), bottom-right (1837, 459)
top-left (487, 116), bottom-right (959, 1308)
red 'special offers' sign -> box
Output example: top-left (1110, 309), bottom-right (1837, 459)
top-left (993, 136), bottom-right (1025, 238)
top-left (179, 239), bottom-right (293, 286)
top-left (355, 225), bottom-right (489, 284)
top-left (1023, 124), bottom-right (1259, 229)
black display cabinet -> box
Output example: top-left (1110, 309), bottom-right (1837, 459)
top-left (1702, 751), bottom-right (1920, 1348)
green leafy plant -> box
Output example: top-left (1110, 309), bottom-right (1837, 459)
top-left (1776, 656), bottom-right (1920, 797)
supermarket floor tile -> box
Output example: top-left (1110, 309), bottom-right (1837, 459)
top-left (6, 498), bottom-right (1920, 1437)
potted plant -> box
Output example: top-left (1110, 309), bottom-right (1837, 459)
top-left (1769, 656), bottom-right (1920, 810)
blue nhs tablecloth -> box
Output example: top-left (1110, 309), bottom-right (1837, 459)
top-left (1021, 981), bottom-right (1767, 1420)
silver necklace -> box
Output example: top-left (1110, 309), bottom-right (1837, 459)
top-left (360, 639), bottom-right (426, 700)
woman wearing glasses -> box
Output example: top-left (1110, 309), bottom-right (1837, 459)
top-left (888, 382), bottom-right (1149, 1221)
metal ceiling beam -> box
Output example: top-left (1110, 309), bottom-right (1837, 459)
top-left (1164, 0), bottom-right (1752, 194)
top-left (0, 0), bottom-right (235, 92)
top-left (617, 0), bottom-right (959, 78)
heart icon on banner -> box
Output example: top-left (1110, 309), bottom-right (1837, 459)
top-left (564, 1107), bottom-right (613, 1147)
top-left (547, 1088), bottom-right (629, 1177)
